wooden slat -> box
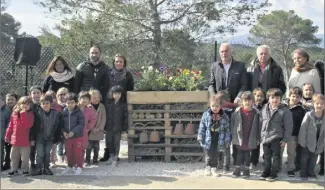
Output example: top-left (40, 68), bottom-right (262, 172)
top-left (133, 144), bottom-right (165, 147)
top-left (169, 144), bottom-right (201, 148)
top-left (132, 126), bottom-right (165, 130)
top-left (168, 152), bottom-right (204, 156)
top-left (132, 118), bottom-right (165, 122)
top-left (169, 118), bottom-right (201, 122)
top-left (127, 91), bottom-right (208, 104)
top-left (129, 153), bottom-right (165, 156)
top-left (165, 135), bottom-right (198, 138)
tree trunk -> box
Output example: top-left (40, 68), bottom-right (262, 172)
top-left (152, 24), bottom-right (162, 68)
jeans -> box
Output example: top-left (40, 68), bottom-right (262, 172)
top-left (219, 147), bottom-right (230, 169)
top-left (205, 131), bottom-right (220, 168)
top-left (263, 138), bottom-right (281, 174)
top-left (4, 142), bottom-right (11, 164)
top-left (36, 139), bottom-right (53, 169)
top-left (300, 147), bottom-right (318, 177)
top-left (295, 144), bottom-right (302, 170)
top-left (106, 132), bottom-right (121, 156)
top-left (30, 144), bottom-right (36, 165)
top-left (86, 140), bottom-right (100, 162)
top-left (280, 136), bottom-right (297, 171)
top-left (320, 151), bottom-right (324, 170)
top-left (1, 140), bottom-right (4, 166)
top-left (236, 148), bottom-right (251, 167)
top-left (57, 141), bottom-right (65, 156)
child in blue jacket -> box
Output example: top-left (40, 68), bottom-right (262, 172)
top-left (198, 94), bottom-right (231, 177)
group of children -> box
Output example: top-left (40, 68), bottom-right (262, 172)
top-left (198, 83), bottom-right (324, 181)
top-left (1, 84), bottom-right (128, 177)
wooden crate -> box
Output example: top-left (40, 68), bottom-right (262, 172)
top-left (127, 91), bottom-right (208, 162)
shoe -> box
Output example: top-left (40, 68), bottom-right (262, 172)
top-left (287, 170), bottom-right (295, 177)
top-left (2, 163), bottom-right (10, 171)
top-left (232, 167), bottom-right (241, 178)
top-left (106, 157), bottom-right (113, 165)
top-left (61, 167), bottom-right (73, 175)
top-left (308, 172), bottom-right (317, 178)
top-left (100, 148), bottom-right (110, 162)
top-left (84, 161), bottom-right (91, 167)
top-left (59, 156), bottom-right (65, 163)
top-left (318, 169), bottom-right (324, 176)
top-left (43, 168), bottom-right (53, 175)
top-left (7, 171), bottom-right (18, 177)
top-left (204, 166), bottom-right (212, 176)
top-left (75, 167), bottom-right (82, 175)
top-left (22, 171), bottom-right (29, 176)
top-left (266, 174), bottom-right (278, 182)
top-left (211, 167), bottom-right (220, 177)
top-left (259, 171), bottom-right (270, 180)
top-left (242, 168), bottom-right (250, 178)
top-left (32, 169), bottom-right (43, 176)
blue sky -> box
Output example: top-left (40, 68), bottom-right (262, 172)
top-left (5, 0), bottom-right (325, 37)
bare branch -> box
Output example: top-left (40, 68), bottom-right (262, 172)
top-left (159, 4), bottom-right (195, 24)
top-left (157, 0), bottom-right (167, 6)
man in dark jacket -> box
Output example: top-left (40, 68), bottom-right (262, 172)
top-left (74, 45), bottom-right (109, 102)
top-left (208, 43), bottom-right (248, 167)
top-left (248, 45), bottom-right (286, 94)
top-left (0, 97), bottom-right (11, 171)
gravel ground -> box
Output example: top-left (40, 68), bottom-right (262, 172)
top-left (1, 140), bottom-right (324, 189)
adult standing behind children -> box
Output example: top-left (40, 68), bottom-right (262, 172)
top-left (42, 56), bottom-right (75, 93)
top-left (288, 48), bottom-right (321, 94)
top-left (74, 45), bottom-right (109, 102)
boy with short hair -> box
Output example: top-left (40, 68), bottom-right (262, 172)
top-left (61, 93), bottom-right (85, 175)
top-left (282, 87), bottom-right (306, 177)
top-left (259, 88), bottom-right (293, 182)
top-left (33, 95), bottom-right (61, 176)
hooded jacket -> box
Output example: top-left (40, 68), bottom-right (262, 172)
top-left (61, 106), bottom-right (85, 138)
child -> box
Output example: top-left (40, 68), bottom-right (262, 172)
top-left (197, 94), bottom-right (231, 177)
top-left (5, 96), bottom-right (34, 177)
top-left (34, 95), bottom-right (61, 176)
top-left (298, 93), bottom-right (324, 180)
top-left (29, 86), bottom-right (42, 170)
top-left (231, 91), bottom-right (260, 178)
top-left (282, 87), bottom-right (306, 177)
top-left (301, 82), bottom-right (315, 110)
top-left (250, 87), bottom-right (265, 169)
top-left (45, 90), bottom-right (62, 166)
top-left (2, 93), bottom-right (18, 171)
top-left (105, 85), bottom-right (128, 166)
top-left (77, 91), bottom-right (97, 167)
top-left (87, 89), bottom-right (106, 165)
top-left (259, 88), bottom-right (293, 182)
top-left (1, 95), bottom-right (11, 171)
top-left (61, 93), bottom-right (85, 175)
top-left (56, 87), bottom-right (69, 163)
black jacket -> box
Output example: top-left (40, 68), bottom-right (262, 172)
top-left (37, 109), bottom-right (63, 143)
top-left (42, 75), bottom-right (75, 93)
top-left (105, 101), bottom-right (128, 133)
top-left (208, 59), bottom-right (248, 102)
top-left (250, 57), bottom-right (286, 94)
top-left (283, 99), bottom-right (307, 136)
top-left (74, 61), bottom-right (109, 101)
top-left (108, 68), bottom-right (134, 103)
top-left (30, 104), bottom-right (41, 142)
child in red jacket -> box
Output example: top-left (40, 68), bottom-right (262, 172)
top-left (5, 96), bottom-right (34, 177)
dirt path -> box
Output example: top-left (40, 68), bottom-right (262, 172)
top-left (1, 175), bottom-right (323, 189)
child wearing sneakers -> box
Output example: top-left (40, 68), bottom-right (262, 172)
top-left (298, 93), bottom-right (324, 180)
top-left (61, 93), bottom-right (85, 175)
top-left (259, 88), bottom-right (293, 182)
top-left (231, 91), bottom-right (260, 178)
top-left (198, 94), bottom-right (231, 177)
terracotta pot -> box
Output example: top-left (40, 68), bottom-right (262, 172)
top-left (139, 131), bottom-right (149, 143)
top-left (173, 123), bottom-right (184, 135)
top-left (149, 130), bottom-right (160, 142)
top-left (185, 123), bottom-right (195, 135)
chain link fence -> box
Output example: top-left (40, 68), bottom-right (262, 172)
top-left (0, 41), bottom-right (323, 96)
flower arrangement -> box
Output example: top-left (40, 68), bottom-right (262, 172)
top-left (134, 66), bottom-right (205, 91)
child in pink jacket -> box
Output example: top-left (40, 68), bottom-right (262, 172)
top-left (78, 91), bottom-right (97, 167)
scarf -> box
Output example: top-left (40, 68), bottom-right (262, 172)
top-left (111, 67), bottom-right (127, 84)
top-left (50, 70), bottom-right (74, 83)
top-left (294, 63), bottom-right (315, 73)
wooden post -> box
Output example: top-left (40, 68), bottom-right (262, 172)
top-left (164, 104), bottom-right (171, 162)
top-left (127, 104), bottom-right (135, 162)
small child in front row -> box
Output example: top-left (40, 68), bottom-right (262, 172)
top-left (250, 87), bottom-right (265, 169)
top-left (86, 89), bottom-right (106, 165)
top-left (298, 93), bottom-right (324, 180)
top-left (259, 88), bottom-right (293, 182)
top-left (105, 85), bottom-right (128, 166)
top-left (61, 93), bottom-right (85, 175)
top-left (77, 91), bottom-right (97, 167)
top-left (198, 94), bottom-right (231, 177)
top-left (5, 96), bottom-right (34, 177)
top-left (231, 91), bottom-right (260, 178)
top-left (34, 95), bottom-right (62, 176)
top-left (281, 87), bottom-right (306, 177)
top-left (301, 82), bottom-right (315, 110)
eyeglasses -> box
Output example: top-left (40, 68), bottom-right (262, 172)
top-left (58, 94), bottom-right (66, 96)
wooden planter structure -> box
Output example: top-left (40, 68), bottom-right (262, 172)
top-left (127, 91), bottom-right (209, 162)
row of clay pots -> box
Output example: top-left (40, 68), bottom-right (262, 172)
top-left (174, 123), bottom-right (195, 135)
top-left (139, 130), bottom-right (160, 143)
top-left (132, 113), bottom-right (164, 119)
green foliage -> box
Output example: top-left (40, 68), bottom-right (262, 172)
top-left (0, 13), bottom-right (21, 47)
